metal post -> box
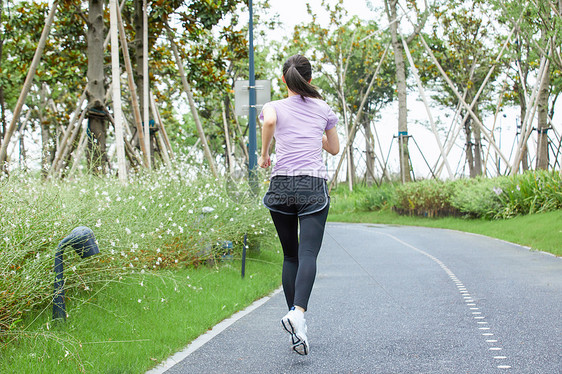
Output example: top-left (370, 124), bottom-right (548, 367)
top-left (248, 0), bottom-right (257, 188)
top-left (242, 233), bottom-right (247, 279)
top-left (53, 244), bottom-right (66, 320)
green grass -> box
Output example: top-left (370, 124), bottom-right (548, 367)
top-left (329, 209), bottom-right (562, 256)
top-left (0, 245), bottom-right (282, 374)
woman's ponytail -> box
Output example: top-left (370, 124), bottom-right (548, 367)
top-left (282, 55), bottom-right (323, 100)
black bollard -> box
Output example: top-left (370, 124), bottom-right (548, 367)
top-left (241, 233), bottom-right (247, 279)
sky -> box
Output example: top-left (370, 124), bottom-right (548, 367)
top-left (267, 0), bottom-right (377, 38)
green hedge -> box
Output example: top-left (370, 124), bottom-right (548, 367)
top-left (332, 170), bottom-right (562, 220)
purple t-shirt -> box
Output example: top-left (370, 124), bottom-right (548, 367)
top-left (259, 95), bottom-right (338, 180)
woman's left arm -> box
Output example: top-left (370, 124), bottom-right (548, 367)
top-left (258, 105), bottom-right (276, 168)
top-left (322, 127), bottom-right (340, 155)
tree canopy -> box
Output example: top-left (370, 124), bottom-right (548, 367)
top-left (0, 0), bottom-right (560, 181)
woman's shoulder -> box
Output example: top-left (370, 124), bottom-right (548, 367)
top-left (263, 97), bottom-right (291, 109)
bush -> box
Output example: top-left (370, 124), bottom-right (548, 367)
top-left (393, 179), bottom-right (459, 217)
top-left (495, 170), bottom-right (562, 218)
top-left (449, 177), bottom-right (509, 219)
top-left (331, 170), bottom-right (561, 220)
top-left (330, 183), bottom-right (397, 213)
top-left (360, 183), bottom-right (397, 211)
top-left (0, 165), bottom-right (272, 335)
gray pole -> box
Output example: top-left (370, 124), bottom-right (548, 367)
top-left (248, 0), bottom-right (257, 185)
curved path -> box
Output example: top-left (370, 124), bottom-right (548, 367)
top-left (153, 223), bottom-right (562, 373)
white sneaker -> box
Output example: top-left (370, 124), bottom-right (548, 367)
top-left (281, 309), bottom-right (309, 355)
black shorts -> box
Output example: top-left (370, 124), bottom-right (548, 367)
top-left (263, 175), bottom-right (329, 216)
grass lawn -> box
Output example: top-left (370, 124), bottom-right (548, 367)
top-left (329, 209), bottom-right (562, 257)
top-left (0, 246), bottom-right (282, 374)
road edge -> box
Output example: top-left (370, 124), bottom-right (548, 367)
top-left (145, 287), bottom-right (283, 374)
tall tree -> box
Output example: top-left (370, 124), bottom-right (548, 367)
top-left (0, 0), bottom-right (58, 172)
top-left (86, 0), bottom-right (108, 173)
top-left (0, 0), bottom-right (259, 174)
top-left (383, 0), bottom-right (428, 183)
top-left (418, 0), bottom-right (500, 177)
top-left (1, 1), bottom-right (89, 174)
top-left (492, 0), bottom-right (562, 172)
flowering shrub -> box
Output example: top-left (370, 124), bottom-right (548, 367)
top-left (494, 170), bottom-right (562, 218)
top-left (332, 171), bottom-right (561, 220)
top-left (393, 179), bottom-right (459, 217)
top-left (0, 163), bottom-right (272, 334)
top-left (448, 177), bottom-right (509, 219)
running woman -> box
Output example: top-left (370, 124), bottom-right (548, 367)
top-left (258, 54), bottom-right (340, 355)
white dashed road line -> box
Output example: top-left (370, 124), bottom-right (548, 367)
top-left (382, 233), bottom-right (512, 370)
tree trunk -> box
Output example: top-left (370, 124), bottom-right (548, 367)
top-left (18, 125), bottom-right (26, 170)
top-left (167, 28), bottom-right (218, 178)
top-left (472, 125), bottom-right (483, 177)
top-left (0, 0), bottom-right (5, 141)
top-left (347, 131), bottom-right (355, 186)
top-left (517, 70), bottom-right (529, 172)
top-left (38, 87), bottom-right (55, 178)
top-left (134, 0), bottom-right (144, 118)
top-left (464, 116), bottom-right (475, 178)
top-left (364, 120), bottom-right (376, 184)
top-left (0, 1), bottom-right (57, 171)
top-left (536, 59), bottom-right (550, 170)
top-left (41, 122), bottom-right (52, 178)
top-left (385, 0), bottom-right (411, 183)
top-left (109, 0), bottom-right (127, 182)
top-left (472, 101), bottom-right (483, 176)
top-left (132, 0), bottom-right (153, 154)
top-left (116, 3), bottom-right (149, 167)
top-left (87, 0), bottom-right (108, 174)
top-left (0, 85), bottom-right (5, 142)
top-left (222, 101), bottom-right (235, 174)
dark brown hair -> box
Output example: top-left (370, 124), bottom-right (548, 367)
top-left (282, 55), bottom-right (323, 100)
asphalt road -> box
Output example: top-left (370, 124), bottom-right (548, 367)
top-left (159, 223), bottom-right (562, 374)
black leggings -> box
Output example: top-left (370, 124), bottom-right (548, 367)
top-left (270, 203), bottom-right (329, 311)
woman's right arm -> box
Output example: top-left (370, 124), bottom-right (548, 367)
top-left (258, 105), bottom-right (277, 168)
top-left (322, 127), bottom-right (340, 155)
